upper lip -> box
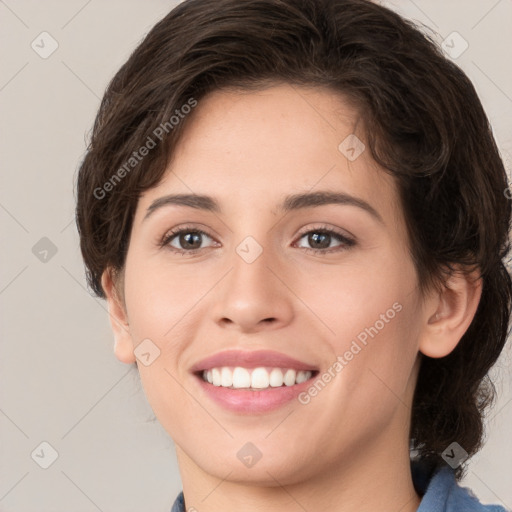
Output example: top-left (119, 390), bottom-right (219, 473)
top-left (189, 349), bottom-right (319, 373)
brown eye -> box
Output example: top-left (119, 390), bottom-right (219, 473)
top-left (295, 228), bottom-right (355, 253)
top-left (177, 231), bottom-right (203, 250)
top-left (162, 228), bottom-right (216, 254)
top-left (307, 232), bottom-right (331, 249)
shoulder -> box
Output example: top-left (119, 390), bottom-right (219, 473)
top-left (412, 460), bottom-right (509, 512)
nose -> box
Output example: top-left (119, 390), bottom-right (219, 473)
top-left (212, 241), bottom-right (295, 333)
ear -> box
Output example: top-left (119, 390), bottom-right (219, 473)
top-left (101, 268), bottom-right (136, 364)
top-left (418, 266), bottom-right (483, 358)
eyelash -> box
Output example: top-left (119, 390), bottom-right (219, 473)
top-left (159, 224), bottom-right (356, 256)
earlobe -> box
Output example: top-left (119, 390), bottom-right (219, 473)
top-left (101, 268), bottom-right (136, 364)
top-left (419, 267), bottom-right (483, 359)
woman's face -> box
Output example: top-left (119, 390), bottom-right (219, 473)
top-left (112, 84), bottom-right (429, 485)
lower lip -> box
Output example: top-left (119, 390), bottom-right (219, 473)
top-left (193, 373), bottom-right (317, 414)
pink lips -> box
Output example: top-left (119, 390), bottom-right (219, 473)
top-left (189, 349), bottom-right (319, 414)
top-left (189, 349), bottom-right (319, 373)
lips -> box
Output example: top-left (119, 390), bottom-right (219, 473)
top-left (189, 349), bottom-right (320, 413)
top-left (189, 349), bottom-right (319, 373)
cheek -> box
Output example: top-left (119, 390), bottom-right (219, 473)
top-left (304, 295), bottom-right (421, 449)
top-left (123, 251), bottom-right (212, 341)
top-left (122, 259), bottom-right (208, 429)
top-left (298, 247), bottom-right (417, 339)
top-left (302, 248), bottom-right (421, 394)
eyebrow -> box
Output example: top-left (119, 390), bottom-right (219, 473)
top-left (143, 191), bottom-right (384, 224)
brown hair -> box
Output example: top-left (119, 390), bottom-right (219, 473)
top-left (75, 0), bottom-right (512, 479)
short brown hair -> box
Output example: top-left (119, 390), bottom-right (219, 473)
top-left (75, 0), bottom-right (512, 479)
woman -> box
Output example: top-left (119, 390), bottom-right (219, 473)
top-left (75, 0), bottom-right (511, 510)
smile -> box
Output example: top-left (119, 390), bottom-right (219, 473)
top-left (200, 366), bottom-right (316, 390)
top-left (190, 349), bottom-right (320, 413)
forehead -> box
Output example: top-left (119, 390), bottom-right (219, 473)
top-left (136, 84), bottom-right (401, 228)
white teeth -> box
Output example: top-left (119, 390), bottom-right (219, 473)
top-left (296, 370), bottom-right (310, 384)
top-left (232, 367), bottom-right (251, 388)
top-left (283, 369), bottom-right (296, 386)
top-left (200, 366), bottom-right (313, 389)
top-left (251, 367), bottom-right (269, 388)
top-left (269, 368), bottom-right (284, 387)
top-left (221, 367), bottom-right (232, 387)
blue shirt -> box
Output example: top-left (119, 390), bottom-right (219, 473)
top-left (170, 460), bottom-right (508, 511)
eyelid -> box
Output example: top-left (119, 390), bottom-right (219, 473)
top-left (294, 223), bottom-right (355, 242)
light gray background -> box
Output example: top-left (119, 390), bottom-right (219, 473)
top-left (0, 1), bottom-right (511, 511)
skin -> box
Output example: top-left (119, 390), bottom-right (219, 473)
top-left (102, 83), bottom-right (482, 512)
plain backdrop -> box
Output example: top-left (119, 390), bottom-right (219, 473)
top-left (0, 1), bottom-right (511, 511)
